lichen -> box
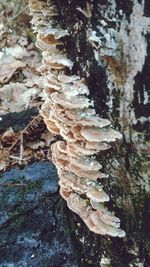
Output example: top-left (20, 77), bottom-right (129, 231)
top-left (88, 0), bottom-right (150, 143)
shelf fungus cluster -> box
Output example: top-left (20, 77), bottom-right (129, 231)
top-left (29, 0), bottom-right (125, 237)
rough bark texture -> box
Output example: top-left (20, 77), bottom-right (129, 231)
top-left (0, 162), bottom-right (78, 267)
top-left (44, 0), bottom-right (150, 266)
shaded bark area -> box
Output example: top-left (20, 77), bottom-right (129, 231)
top-left (48, 0), bottom-right (150, 266)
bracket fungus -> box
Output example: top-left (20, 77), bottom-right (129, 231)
top-left (29, 0), bottom-right (125, 238)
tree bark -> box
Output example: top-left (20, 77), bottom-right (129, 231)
top-left (47, 0), bottom-right (150, 266)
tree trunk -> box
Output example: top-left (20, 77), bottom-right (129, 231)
top-left (31, 0), bottom-right (150, 266)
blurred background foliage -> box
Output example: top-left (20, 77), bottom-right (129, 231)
top-left (0, 0), bottom-right (36, 48)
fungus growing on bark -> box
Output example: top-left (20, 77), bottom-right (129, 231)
top-left (51, 92), bottom-right (93, 109)
top-left (29, 0), bottom-right (125, 238)
top-left (37, 33), bottom-right (63, 49)
top-left (67, 193), bottom-right (125, 237)
top-left (80, 127), bottom-right (122, 142)
top-left (69, 164), bottom-right (106, 180)
top-left (42, 50), bottom-right (74, 70)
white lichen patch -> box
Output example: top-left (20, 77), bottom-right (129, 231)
top-left (88, 0), bottom-right (150, 142)
top-left (118, 0), bottom-right (150, 141)
top-left (100, 255), bottom-right (111, 267)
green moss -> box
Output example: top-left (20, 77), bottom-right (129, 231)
top-left (27, 31), bottom-right (37, 45)
top-left (18, 179), bottom-right (43, 196)
top-left (14, 214), bottom-right (24, 229)
top-left (141, 161), bottom-right (150, 173)
top-left (145, 240), bottom-right (150, 256)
